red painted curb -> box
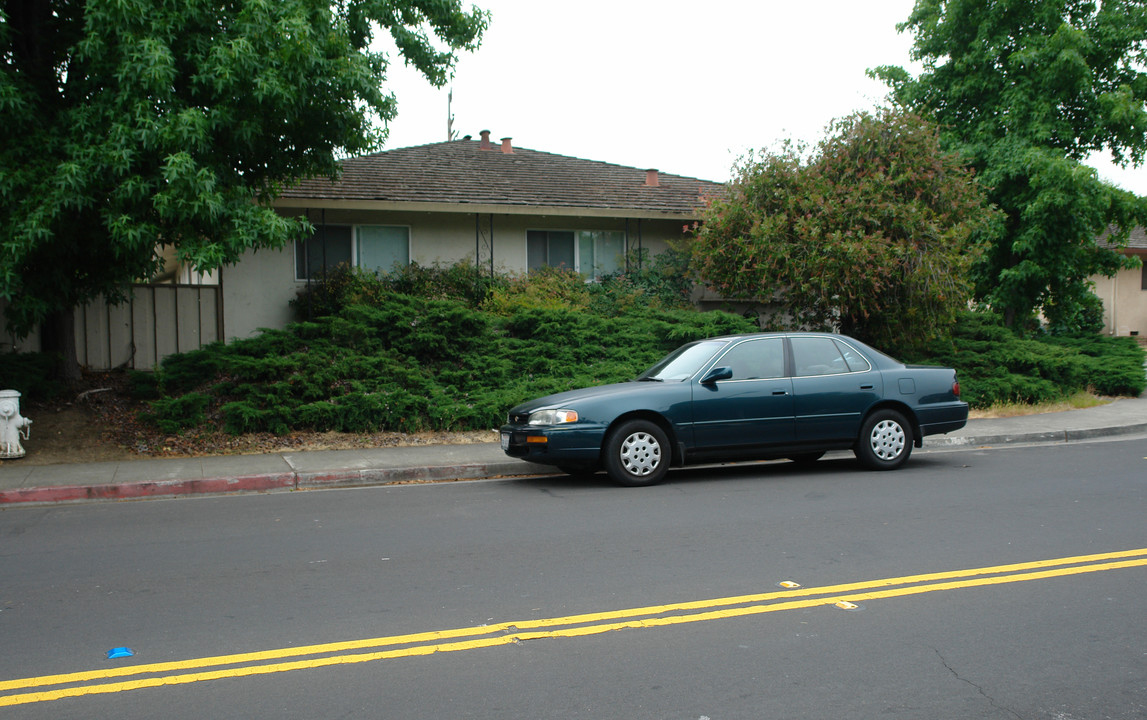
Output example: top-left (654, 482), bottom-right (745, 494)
top-left (0, 472), bottom-right (297, 505)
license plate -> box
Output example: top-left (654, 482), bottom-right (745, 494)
top-left (500, 432), bottom-right (510, 451)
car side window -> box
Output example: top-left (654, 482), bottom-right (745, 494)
top-left (791, 337), bottom-right (850, 377)
top-left (716, 338), bottom-right (785, 380)
top-left (834, 340), bottom-right (871, 372)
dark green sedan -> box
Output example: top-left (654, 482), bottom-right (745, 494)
top-left (500, 332), bottom-right (968, 486)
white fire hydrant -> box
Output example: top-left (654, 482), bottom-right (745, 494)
top-left (0, 389), bottom-right (32, 459)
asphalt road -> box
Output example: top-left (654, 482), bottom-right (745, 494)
top-left (2, 439), bottom-right (1145, 719)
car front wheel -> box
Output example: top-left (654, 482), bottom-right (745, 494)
top-left (603, 419), bottom-right (670, 487)
top-left (855, 409), bottom-right (913, 470)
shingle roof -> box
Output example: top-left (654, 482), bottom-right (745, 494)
top-left (1099, 226), bottom-right (1147, 250)
top-left (278, 136), bottom-right (725, 218)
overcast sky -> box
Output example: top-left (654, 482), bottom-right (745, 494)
top-left (377, 0), bottom-right (1147, 195)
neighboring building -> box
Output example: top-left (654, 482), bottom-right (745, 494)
top-left (1092, 227), bottom-right (1147, 341)
top-left (0, 132), bottom-right (723, 369)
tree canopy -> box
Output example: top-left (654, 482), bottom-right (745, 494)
top-left (692, 108), bottom-right (1000, 350)
top-left (872, 0), bottom-right (1147, 330)
top-left (0, 0), bottom-right (486, 370)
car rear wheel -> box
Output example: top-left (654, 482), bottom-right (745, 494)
top-left (855, 409), bottom-right (912, 470)
top-left (603, 420), bottom-right (670, 487)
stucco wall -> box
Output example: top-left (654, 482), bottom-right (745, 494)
top-left (1092, 250), bottom-right (1147, 337)
top-left (220, 208), bottom-right (683, 340)
top-left (221, 244), bottom-right (301, 341)
top-left (281, 208), bottom-right (679, 270)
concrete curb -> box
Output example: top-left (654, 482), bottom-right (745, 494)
top-left (294, 461), bottom-right (554, 489)
top-left (928, 423), bottom-right (1147, 448)
top-left (0, 462), bottom-right (554, 506)
top-left (0, 472), bottom-right (297, 506)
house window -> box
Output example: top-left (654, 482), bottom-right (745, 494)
top-left (527, 229), bottom-right (625, 279)
top-left (527, 230), bottom-right (575, 272)
top-left (1142, 263), bottom-right (1147, 291)
top-left (296, 226), bottom-right (352, 280)
top-left (295, 225), bottom-right (409, 280)
top-left (357, 225), bottom-right (410, 274)
top-left (579, 231), bottom-right (625, 278)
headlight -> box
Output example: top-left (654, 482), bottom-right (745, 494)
top-left (528, 409), bottom-right (579, 426)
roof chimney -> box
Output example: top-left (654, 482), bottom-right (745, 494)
top-left (644, 168), bottom-right (660, 187)
top-left (479, 129), bottom-right (492, 150)
top-left (500, 137), bottom-right (513, 154)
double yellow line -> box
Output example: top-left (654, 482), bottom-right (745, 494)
top-left (4, 548), bottom-right (1146, 707)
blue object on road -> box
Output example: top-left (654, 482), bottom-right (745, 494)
top-left (106, 647), bottom-right (134, 659)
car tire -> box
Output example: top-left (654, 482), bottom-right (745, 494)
top-left (603, 419), bottom-right (670, 487)
top-left (854, 409), bottom-right (913, 470)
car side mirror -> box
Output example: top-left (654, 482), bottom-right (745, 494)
top-left (701, 366), bottom-right (733, 385)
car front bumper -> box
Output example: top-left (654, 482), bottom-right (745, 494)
top-left (499, 423), bottom-right (608, 466)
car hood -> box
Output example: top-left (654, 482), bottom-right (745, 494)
top-left (509, 380), bottom-right (671, 414)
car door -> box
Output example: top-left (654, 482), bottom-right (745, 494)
top-left (790, 336), bottom-right (882, 443)
top-left (690, 337), bottom-right (795, 453)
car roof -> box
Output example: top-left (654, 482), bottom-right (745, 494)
top-left (703, 331), bottom-right (859, 342)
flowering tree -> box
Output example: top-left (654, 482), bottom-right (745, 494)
top-left (693, 108), bottom-right (1000, 350)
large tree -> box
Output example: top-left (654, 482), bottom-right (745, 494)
top-left (0, 0), bottom-right (486, 379)
top-left (872, 0), bottom-right (1147, 330)
top-left (693, 108), bottom-right (1000, 350)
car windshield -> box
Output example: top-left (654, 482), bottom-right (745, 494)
top-left (637, 340), bottom-right (729, 382)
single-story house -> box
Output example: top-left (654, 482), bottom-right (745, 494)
top-left (0, 132), bottom-right (724, 369)
top-left (1092, 226), bottom-right (1147, 342)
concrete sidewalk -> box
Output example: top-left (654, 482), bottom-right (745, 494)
top-left (2, 395), bottom-right (1145, 506)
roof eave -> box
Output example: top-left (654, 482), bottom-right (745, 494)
top-left (271, 198), bottom-right (706, 220)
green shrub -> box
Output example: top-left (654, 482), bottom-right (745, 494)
top-left (140, 392), bottom-right (210, 434)
top-left (136, 279), bottom-right (1142, 436)
top-left (903, 310), bottom-right (1146, 406)
top-left (0, 352), bottom-right (64, 401)
top-left (384, 259), bottom-right (505, 307)
top-left (291, 261), bottom-right (505, 321)
top-left (589, 247), bottom-right (696, 313)
top-left (481, 267), bottom-right (591, 316)
top-left (137, 284), bottom-right (757, 436)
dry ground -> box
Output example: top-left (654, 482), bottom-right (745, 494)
top-left (2, 372), bottom-right (496, 467)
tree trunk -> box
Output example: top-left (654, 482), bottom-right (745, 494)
top-left (41, 307), bottom-right (82, 386)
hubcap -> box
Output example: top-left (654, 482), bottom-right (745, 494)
top-left (620, 431), bottom-right (661, 476)
top-left (869, 419), bottom-right (905, 461)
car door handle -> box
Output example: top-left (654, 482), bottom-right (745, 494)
top-left (772, 390), bottom-right (788, 396)
top-left (859, 384), bottom-right (874, 390)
